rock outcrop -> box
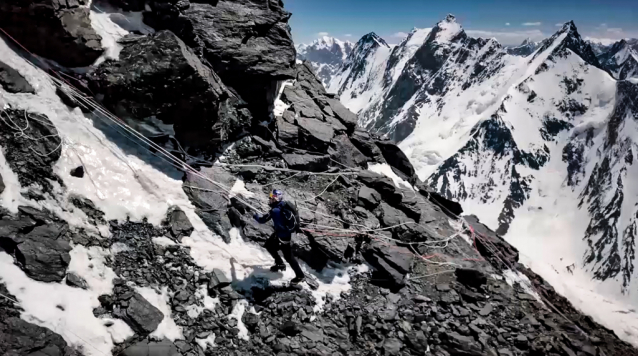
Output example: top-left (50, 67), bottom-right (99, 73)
top-left (0, 0), bottom-right (103, 67)
top-left (90, 30), bottom-right (251, 152)
top-left (144, 0), bottom-right (296, 117)
top-left (0, 60), bottom-right (34, 94)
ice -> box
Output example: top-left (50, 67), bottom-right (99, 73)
top-left (0, 251), bottom-right (132, 356)
top-left (502, 269), bottom-right (542, 302)
top-left (136, 286), bottom-right (183, 342)
top-left (273, 80), bottom-right (294, 117)
top-left (0, 148), bottom-right (25, 213)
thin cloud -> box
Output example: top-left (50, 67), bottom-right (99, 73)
top-left (317, 32), bottom-right (329, 37)
top-left (466, 29), bottom-right (544, 46)
top-left (555, 23), bottom-right (563, 27)
top-left (344, 34), bottom-right (353, 37)
top-left (586, 24), bottom-right (638, 43)
top-left (392, 32), bottom-right (409, 38)
top-left (522, 22), bottom-right (542, 26)
top-left (505, 23), bottom-right (510, 26)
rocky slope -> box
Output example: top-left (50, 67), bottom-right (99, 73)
top-left (296, 36), bottom-right (353, 86)
top-left (0, 1), bottom-right (638, 356)
top-left (598, 39), bottom-right (638, 79)
top-left (506, 38), bottom-right (542, 57)
top-left (323, 14), bottom-right (638, 342)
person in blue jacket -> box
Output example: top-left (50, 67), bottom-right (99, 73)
top-left (254, 189), bottom-right (306, 284)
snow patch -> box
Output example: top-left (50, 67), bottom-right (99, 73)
top-left (196, 333), bottom-right (216, 351)
top-left (0, 147), bottom-right (25, 213)
top-left (228, 300), bottom-right (249, 341)
top-left (90, 2), bottom-right (154, 66)
top-left (152, 236), bottom-right (178, 247)
top-left (367, 163), bottom-right (413, 190)
top-left (0, 251), bottom-right (130, 356)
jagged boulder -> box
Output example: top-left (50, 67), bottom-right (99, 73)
top-left (358, 171), bottom-right (402, 203)
top-left (0, 317), bottom-right (77, 356)
top-left (91, 30), bottom-right (251, 151)
top-left (0, 109), bottom-right (62, 192)
top-left (164, 206), bottom-right (194, 240)
top-left (357, 186), bottom-right (381, 210)
top-left (0, 61), bottom-right (34, 94)
top-left (465, 215), bottom-right (519, 269)
top-left (375, 141), bottom-right (417, 182)
top-left (362, 240), bottom-right (413, 290)
top-left (66, 272), bottom-right (89, 289)
top-left (0, 207), bottom-right (72, 283)
top-left (122, 339), bottom-right (181, 356)
top-left (0, 0), bottom-right (103, 67)
top-left (329, 135), bottom-right (368, 168)
top-left (297, 117), bottom-right (335, 151)
top-left (283, 154), bottom-right (330, 172)
top-left (116, 292), bottom-right (164, 334)
top-left (350, 130), bottom-right (385, 163)
top-left (146, 0), bottom-right (296, 117)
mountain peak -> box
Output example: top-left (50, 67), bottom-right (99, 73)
top-left (427, 14), bottom-right (464, 44)
top-left (445, 14), bottom-right (457, 23)
top-left (521, 37), bottom-right (533, 46)
top-left (532, 20), bottom-right (600, 67)
top-left (358, 32), bottom-right (390, 48)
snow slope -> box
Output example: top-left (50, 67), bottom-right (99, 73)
top-left (296, 36), bottom-right (353, 86)
top-left (329, 16), bottom-right (638, 345)
top-left (0, 35), bottom-right (357, 355)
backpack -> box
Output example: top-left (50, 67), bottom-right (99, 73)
top-left (280, 201), bottom-right (299, 232)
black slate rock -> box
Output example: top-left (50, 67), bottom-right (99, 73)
top-left (70, 166), bottom-right (85, 178)
top-left (120, 292), bottom-right (164, 334)
top-left (66, 272), bottom-right (89, 289)
top-left (455, 268), bottom-right (488, 288)
top-left (165, 206), bottom-right (194, 240)
top-left (0, 61), bottom-right (34, 94)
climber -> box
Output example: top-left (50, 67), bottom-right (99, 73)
top-left (253, 189), bottom-right (306, 284)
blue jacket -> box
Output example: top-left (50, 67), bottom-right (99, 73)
top-left (254, 200), bottom-right (300, 239)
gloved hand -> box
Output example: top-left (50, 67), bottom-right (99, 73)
top-left (253, 213), bottom-right (259, 221)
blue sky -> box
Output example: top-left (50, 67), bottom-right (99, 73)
top-left (285, 0), bottom-right (638, 46)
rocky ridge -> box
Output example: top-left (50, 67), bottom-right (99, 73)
top-left (0, 1), bottom-right (637, 356)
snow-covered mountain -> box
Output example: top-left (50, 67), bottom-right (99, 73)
top-left (506, 38), bottom-right (542, 57)
top-left (296, 36), bottom-right (353, 85)
top-left (328, 14), bottom-right (638, 342)
top-left (598, 39), bottom-right (638, 79)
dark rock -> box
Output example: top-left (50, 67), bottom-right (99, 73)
top-left (120, 293), bottom-right (164, 334)
top-left (383, 337), bottom-right (403, 355)
top-left (0, 109), bottom-right (62, 191)
top-left (70, 166), bottom-right (85, 178)
top-left (357, 186), bottom-right (381, 210)
top-left (442, 331), bottom-right (483, 354)
top-left (0, 61), bottom-right (34, 94)
top-left (358, 171), bottom-right (402, 203)
top-left (56, 84), bottom-right (91, 113)
top-left (329, 135), bottom-right (368, 168)
top-left (66, 272), bottom-right (88, 289)
top-left (0, 317), bottom-right (76, 356)
top-left (375, 141), bottom-right (417, 182)
top-left (276, 115), bottom-right (299, 146)
top-left (455, 268), bottom-right (488, 288)
top-left (91, 30), bottom-right (250, 151)
top-left (10, 222), bottom-right (73, 283)
top-left (416, 182), bottom-right (464, 218)
top-left (465, 215), bottom-right (519, 269)
top-left (165, 206), bottom-right (194, 240)
top-left (282, 154), bottom-right (330, 172)
top-left (297, 117), bottom-right (335, 152)
top-left (280, 320), bottom-right (303, 336)
top-left (0, 172), bottom-right (4, 195)
top-left (350, 130), bottom-right (385, 162)
top-left (478, 303), bottom-right (493, 316)
top-left (406, 330), bottom-right (429, 353)
top-left (70, 196), bottom-right (106, 225)
top-left (121, 338), bottom-right (181, 356)
top-left (497, 349), bottom-right (514, 356)
top-left (300, 324), bottom-right (324, 343)
top-left (149, 0), bottom-right (296, 117)
top-left (208, 268), bottom-right (231, 291)
top-left (362, 240), bottom-right (413, 289)
top-left (326, 97), bottom-right (358, 133)
top-left (0, 0), bottom-right (103, 67)
top-left (242, 218), bottom-right (273, 243)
